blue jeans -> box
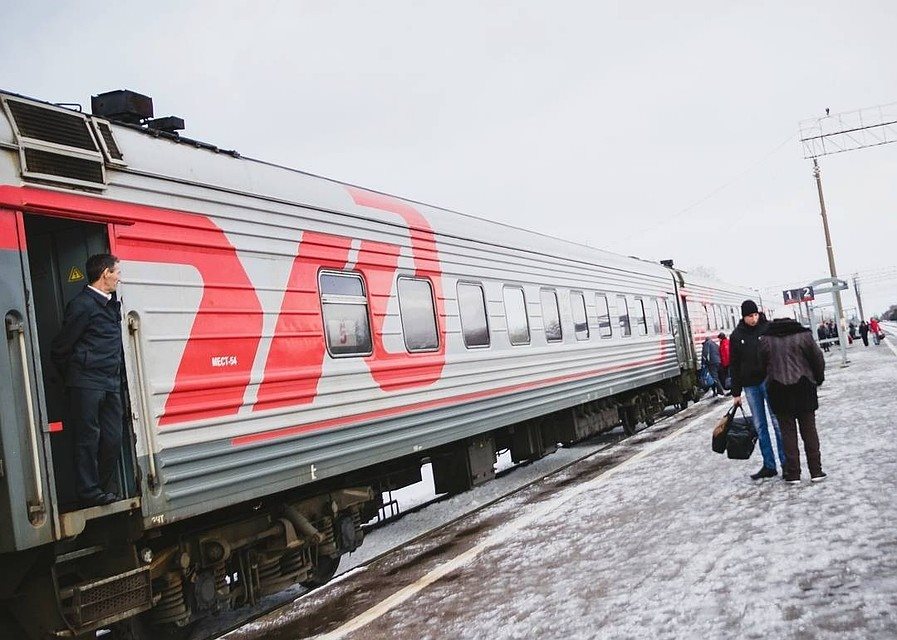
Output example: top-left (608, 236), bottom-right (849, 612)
top-left (743, 381), bottom-right (786, 471)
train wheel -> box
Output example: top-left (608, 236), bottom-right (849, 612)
top-left (301, 554), bottom-right (340, 589)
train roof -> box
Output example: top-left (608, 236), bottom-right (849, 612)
top-left (0, 88), bottom-right (746, 292)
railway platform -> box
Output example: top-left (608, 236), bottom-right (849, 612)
top-left (225, 329), bottom-right (897, 640)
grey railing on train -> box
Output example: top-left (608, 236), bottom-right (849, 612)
top-left (5, 314), bottom-right (45, 518)
top-left (127, 313), bottom-right (159, 490)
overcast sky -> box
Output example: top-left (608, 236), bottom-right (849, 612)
top-left (3, 1), bottom-right (896, 317)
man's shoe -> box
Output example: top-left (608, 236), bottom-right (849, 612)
top-left (81, 492), bottom-right (118, 508)
top-left (783, 475), bottom-right (801, 484)
top-left (750, 467), bottom-right (778, 480)
top-left (811, 472), bottom-right (827, 483)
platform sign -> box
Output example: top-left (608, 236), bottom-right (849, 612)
top-left (783, 286), bottom-right (814, 305)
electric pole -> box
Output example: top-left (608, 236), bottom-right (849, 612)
top-left (853, 274), bottom-right (865, 320)
top-left (811, 158), bottom-right (847, 334)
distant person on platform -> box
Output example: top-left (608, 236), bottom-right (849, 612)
top-left (816, 323), bottom-right (830, 353)
top-left (760, 317), bottom-right (827, 484)
top-left (731, 300), bottom-right (786, 480)
top-left (869, 317), bottom-right (882, 345)
top-left (50, 254), bottom-right (124, 508)
top-left (718, 332), bottom-right (731, 390)
top-left (859, 320), bottom-right (870, 347)
top-left (701, 335), bottom-right (726, 396)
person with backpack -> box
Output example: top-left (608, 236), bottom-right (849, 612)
top-left (760, 317), bottom-right (827, 483)
top-left (730, 300), bottom-right (786, 480)
top-left (701, 335), bottom-right (726, 396)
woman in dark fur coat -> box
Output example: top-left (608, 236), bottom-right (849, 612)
top-left (759, 318), bottom-right (827, 483)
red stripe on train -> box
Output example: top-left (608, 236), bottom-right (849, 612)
top-left (0, 209), bottom-right (19, 250)
top-left (253, 232), bottom-right (353, 412)
top-left (0, 185), bottom-right (263, 426)
top-left (347, 187), bottom-right (447, 390)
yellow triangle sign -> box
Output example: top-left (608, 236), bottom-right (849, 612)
top-left (68, 266), bottom-right (85, 283)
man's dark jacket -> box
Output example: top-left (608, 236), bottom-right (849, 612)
top-left (729, 313), bottom-right (769, 398)
top-left (50, 287), bottom-right (123, 392)
top-left (701, 338), bottom-right (721, 366)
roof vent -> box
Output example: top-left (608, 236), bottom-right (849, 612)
top-left (91, 89), bottom-right (185, 134)
top-left (146, 116), bottom-right (185, 134)
top-left (91, 90), bottom-right (153, 125)
top-left (1, 95), bottom-right (107, 189)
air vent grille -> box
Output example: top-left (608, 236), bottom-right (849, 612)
top-left (7, 100), bottom-right (98, 151)
top-left (23, 148), bottom-right (105, 185)
top-left (94, 121), bottom-right (124, 160)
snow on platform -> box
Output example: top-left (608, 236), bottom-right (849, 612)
top-left (230, 336), bottom-right (897, 640)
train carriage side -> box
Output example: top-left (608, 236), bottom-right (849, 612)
top-left (0, 91), bottom-right (700, 638)
top-left (675, 270), bottom-right (754, 370)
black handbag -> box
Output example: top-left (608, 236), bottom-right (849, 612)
top-left (726, 407), bottom-right (758, 460)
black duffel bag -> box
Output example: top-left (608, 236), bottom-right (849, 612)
top-left (726, 406), bottom-right (758, 460)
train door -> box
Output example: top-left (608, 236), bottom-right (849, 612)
top-left (22, 213), bottom-right (138, 512)
top-left (666, 297), bottom-right (687, 365)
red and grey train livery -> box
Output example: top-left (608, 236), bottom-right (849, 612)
top-left (0, 90), bottom-right (752, 639)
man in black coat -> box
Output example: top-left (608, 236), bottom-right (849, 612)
top-left (51, 254), bottom-right (124, 507)
top-left (730, 300), bottom-right (787, 481)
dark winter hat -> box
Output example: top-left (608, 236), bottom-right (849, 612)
top-left (741, 299), bottom-right (759, 317)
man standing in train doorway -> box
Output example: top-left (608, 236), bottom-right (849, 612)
top-left (730, 299), bottom-right (786, 480)
top-left (51, 254), bottom-right (124, 507)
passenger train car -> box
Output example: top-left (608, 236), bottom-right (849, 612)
top-left (0, 89), bottom-right (752, 639)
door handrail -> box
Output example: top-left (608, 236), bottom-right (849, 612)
top-left (127, 314), bottom-right (158, 491)
top-left (5, 315), bottom-right (45, 517)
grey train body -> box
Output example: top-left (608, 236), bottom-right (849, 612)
top-left (0, 90), bottom-right (751, 639)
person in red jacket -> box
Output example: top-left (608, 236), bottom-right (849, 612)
top-left (718, 332), bottom-right (731, 391)
top-left (869, 317), bottom-right (882, 345)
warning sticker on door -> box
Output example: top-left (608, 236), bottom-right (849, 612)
top-left (68, 266), bottom-right (85, 282)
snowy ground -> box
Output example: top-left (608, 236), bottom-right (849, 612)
top-left (230, 332), bottom-right (897, 640)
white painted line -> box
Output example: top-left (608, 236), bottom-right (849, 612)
top-left (312, 413), bottom-right (709, 640)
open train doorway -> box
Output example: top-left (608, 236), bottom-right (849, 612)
top-left (22, 213), bottom-right (138, 512)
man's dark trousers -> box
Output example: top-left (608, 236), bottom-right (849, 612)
top-left (69, 387), bottom-right (123, 501)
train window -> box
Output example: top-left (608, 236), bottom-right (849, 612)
top-left (320, 272), bottom-right (365, 297)
top-left (731, 307), bottom-right (737, 328)
top-left (571, 291), bottom-right (589, 341)
top-left (703, 304), bottom-right (710, 331)
top-left (633, 299), bottom-right (648, 335)
top-left (665, 299), bottom-right (674, 334)
top-left (398, 277), bottom-right (439, 352)
top-left (710, 305), bottom-right (719, 330)
top-left (653, 299), bottom-right (663, 334)
top-left (541, 289), bottom-right (563, 342)
top-left (503, 286), bottom-right (530, 345)
top-left (319, 271), bottom-right (373, 356)
top-left (617, 295), bottom-right (632, 337)
top-left (458, 282), bottom-right (490, 348)
top-left (596, 294), bottom-right (612, 338)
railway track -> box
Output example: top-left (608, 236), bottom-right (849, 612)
top-left (200, 396), bottom-right (722, 640)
